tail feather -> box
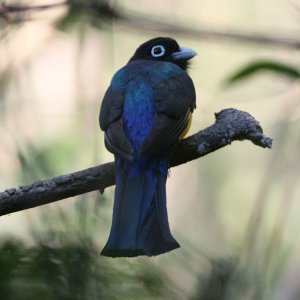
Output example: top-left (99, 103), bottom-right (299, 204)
top-left (101, 168), bottom-right (179, 257)
top-left (140, 175), bottom-right (180, 256)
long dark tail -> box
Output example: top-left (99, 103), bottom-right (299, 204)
top-left (101, 167), bottom-right (180, 257)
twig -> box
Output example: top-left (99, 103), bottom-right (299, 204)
top-left (0, 1), bottom-right (66, 13)
top-left (120, 12), bottom-right (300, 50)
top-left (0, 108), bottom-right (272, 216)
top-left (0, 1), bottom-right (300, 49)
top-left (0, 1), bottom-right (66, 22)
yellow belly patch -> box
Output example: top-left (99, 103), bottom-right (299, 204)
top-left (179, 114), bottom-right (192, 140)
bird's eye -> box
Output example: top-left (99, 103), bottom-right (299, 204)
top-left (151, 45), bottom-right (165, 57)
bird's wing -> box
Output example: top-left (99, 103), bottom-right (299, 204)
top-left (99, 85), bottom-right (134, 161)
top-left (139, 72), bottom-right (196, 156)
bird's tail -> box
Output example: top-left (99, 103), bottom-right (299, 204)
top-left (101, 167), bottom-right (180, 257)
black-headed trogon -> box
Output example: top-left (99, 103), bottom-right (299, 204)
top-left (99, 37), bottom-right (197, 257)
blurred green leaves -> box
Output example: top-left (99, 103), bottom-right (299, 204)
top-left (16, 135), bottom-right (79, 183)
top-left (57, 0), bottom-right (121, 31)
top-left (224, 60), bottom-right (300, 86)
top-left (0, 198), bottom-right (176, 300)
top-left (0, 2), bottom-right (299, 300)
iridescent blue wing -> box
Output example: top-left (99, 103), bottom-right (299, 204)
top-left (139, 72), bottom-right (196, 156)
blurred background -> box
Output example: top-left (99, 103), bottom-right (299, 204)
top-left (0, 0), bottom-right (300, 299)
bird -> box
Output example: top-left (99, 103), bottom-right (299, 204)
top-left (99, 37), bottom-right (196, 257)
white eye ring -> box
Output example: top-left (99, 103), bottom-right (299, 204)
top-left (151, 45), bottom-right (165, 57)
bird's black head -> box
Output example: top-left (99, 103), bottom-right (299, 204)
top-left (128, 37), bottom-right (197, 70)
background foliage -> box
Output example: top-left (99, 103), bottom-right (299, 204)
top-left (0, 0), bottom-right (300, 299)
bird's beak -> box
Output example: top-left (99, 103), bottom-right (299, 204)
top-left (172, 47), bottom-right (197, 61)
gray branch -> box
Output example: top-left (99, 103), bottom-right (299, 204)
top-left (0, 109), bottom-right (272, 216)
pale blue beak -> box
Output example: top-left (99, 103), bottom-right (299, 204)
top-left (172, 47), bottom-right (197, 60)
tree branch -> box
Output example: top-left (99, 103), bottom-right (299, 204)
top-left (0, 109), bottom-right (272, 216)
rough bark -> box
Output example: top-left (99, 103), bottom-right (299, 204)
top-left (0, 109), bottom-right (272, 216)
